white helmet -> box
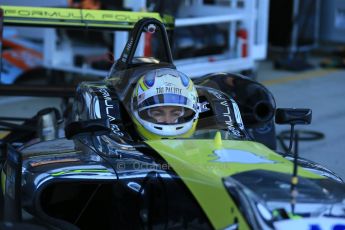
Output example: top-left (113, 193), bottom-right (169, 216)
top-left (131, 68), bottom-right (199, 139)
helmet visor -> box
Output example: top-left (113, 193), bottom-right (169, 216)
top-left (137, 93), bottom-right (194, 110)
top-left (139, 105), bottom-right (195, 125)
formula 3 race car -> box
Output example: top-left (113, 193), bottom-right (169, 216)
top-left (1, 6), bottom-right (345, 230)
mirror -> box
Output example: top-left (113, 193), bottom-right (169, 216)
top-left (275, 108), bottom-right (312, 125)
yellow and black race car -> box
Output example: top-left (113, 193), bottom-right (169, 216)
top-left (1, 6), bottom-right (345, 230)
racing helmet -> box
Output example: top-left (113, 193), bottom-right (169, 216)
top-left (131, 68), bottom-right (199, 140)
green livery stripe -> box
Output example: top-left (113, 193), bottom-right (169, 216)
top-left (50, 169), bottom-right (110, 177)
top-left (0, 6), bottom-right (174, 30)
top-left (146, 139), bottom-right (323, 229)
top-left (1, 170), bottom-right (5, 195)
top-left (0, 131), bottom-right (9, 139)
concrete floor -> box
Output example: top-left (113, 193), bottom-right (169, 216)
top-left (0, 59), bottom-right (345, 179)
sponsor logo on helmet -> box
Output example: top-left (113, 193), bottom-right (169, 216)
top-left (156, 86), bottom-right (182, 95)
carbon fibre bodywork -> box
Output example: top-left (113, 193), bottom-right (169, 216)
top-left (5, 63), bottom-right (344, 230)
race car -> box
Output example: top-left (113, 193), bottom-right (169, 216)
top-left (1, 7), bottom-right (345, 230)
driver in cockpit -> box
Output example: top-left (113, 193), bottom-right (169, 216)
top-left (131, 69), bottom-right (199, 140)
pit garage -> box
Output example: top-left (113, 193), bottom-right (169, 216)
top-left (0, 1), bottom-right (345, 230)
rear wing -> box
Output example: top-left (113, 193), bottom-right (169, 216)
top-left (0, 6), bottom-right (174, 97)
top-left (0, 5), bottom-right (174, 30)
